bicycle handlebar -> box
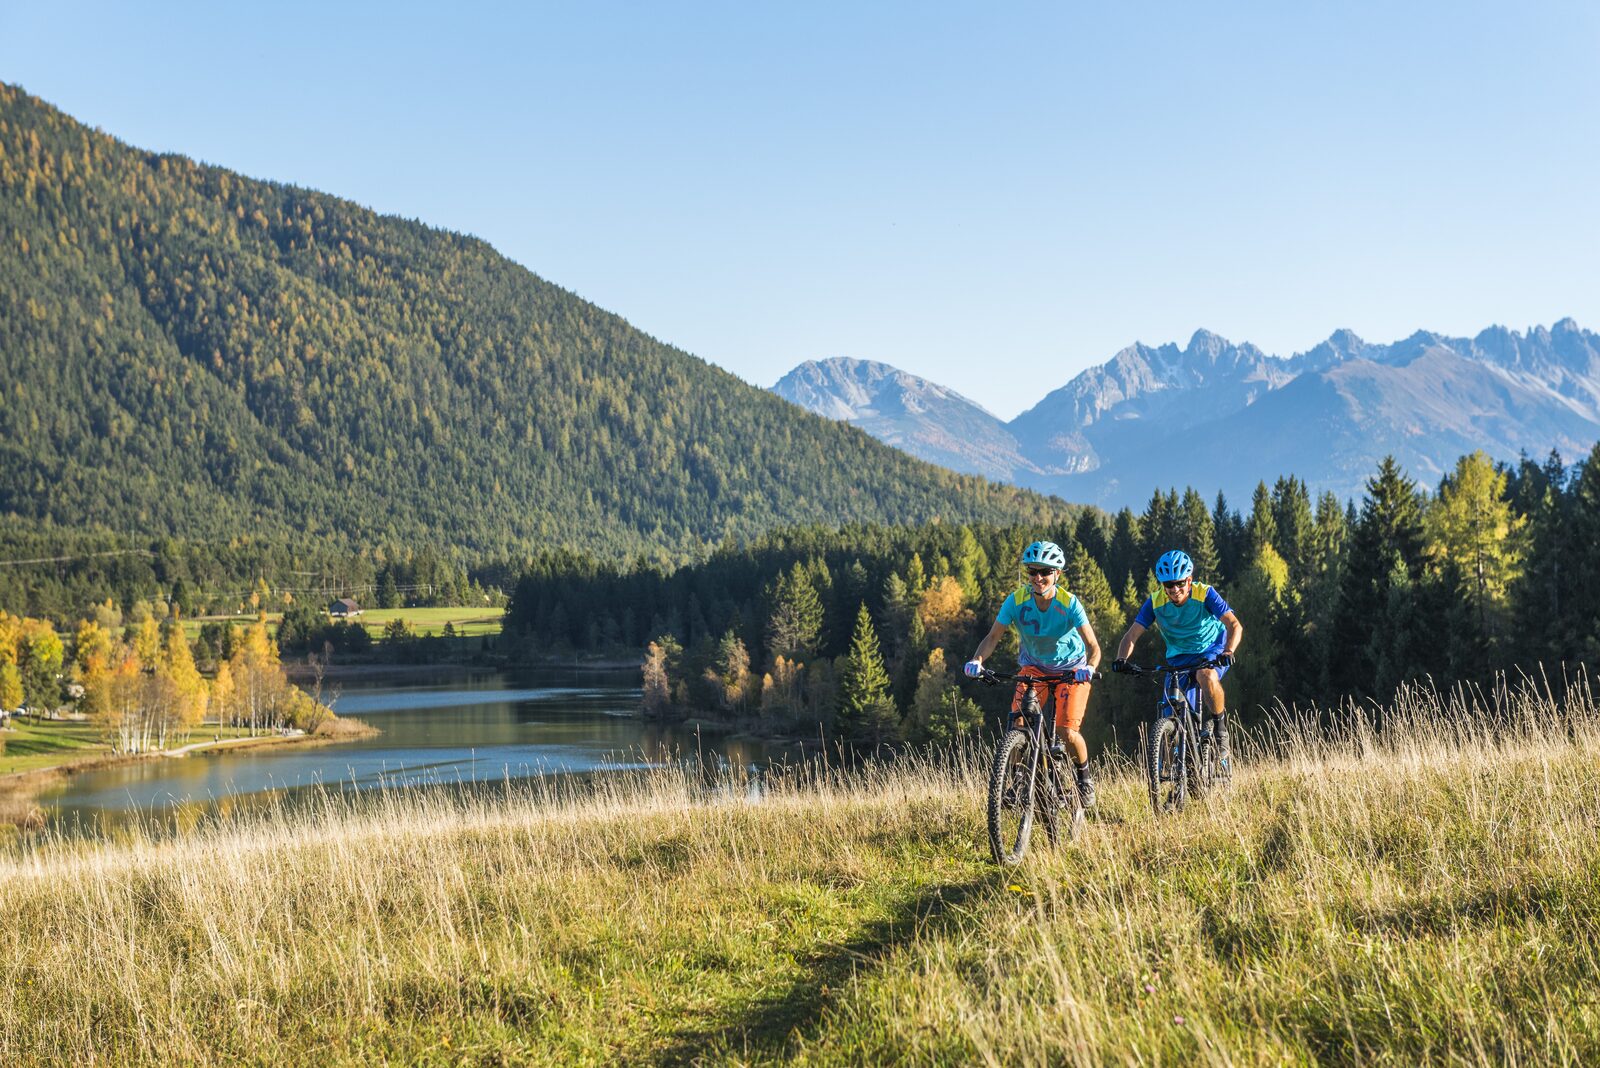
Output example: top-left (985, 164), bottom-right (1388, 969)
top-left (975, 668), bottom-right (1102, 685)
top-left (1111, 658), bottom-right (1227, 679)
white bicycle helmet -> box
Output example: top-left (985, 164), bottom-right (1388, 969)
top-left (1021, 540), bottom-right (1066, 570)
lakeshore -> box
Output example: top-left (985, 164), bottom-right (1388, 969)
top-left (6, 666), bottom-right (784, 837)
top-left (0, 718), bottom-right (377, 829)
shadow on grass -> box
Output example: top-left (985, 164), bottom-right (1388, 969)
top-left (651, 876), bottom-right (992, 1066)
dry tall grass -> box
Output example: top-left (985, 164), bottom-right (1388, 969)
top-left (2, 674), bottom-right (1598, 1066)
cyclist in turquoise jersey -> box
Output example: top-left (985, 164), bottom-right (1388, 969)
top-left (965, 540), bottom-right (1102, 806)
top-left (1112, 549), bottom-right (1244, 775)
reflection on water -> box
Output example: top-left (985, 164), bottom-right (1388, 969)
top-left (38, 666), bottom-right (784, 834)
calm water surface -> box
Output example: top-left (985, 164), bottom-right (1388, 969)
top-left (39, 666), bottom-right (782, 832)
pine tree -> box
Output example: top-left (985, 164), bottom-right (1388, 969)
top-left (837, 603), bottom-right (896, 745)
top-left (904, 553), bottom-right (927, 595)
top-left (953, 526), bottom-right (988, 604)
top-left (766, 561), bottom-right (823, 662)
top-left (1108, 508), bottom-right (1143, 589)
top-left (1227, 542), bottom-right (1288, 715)
top-left (1330, 457), bottom-right (1428, 699)
top-left (1511, 451), bottom-right (1573, 664)
top-left (879, 572), bottom-right (913, 662)
top-left (1568, 443), bottom-right (1600, 659)
top-left (1246, 482), bottom-right (1278, 554)
top-left (1271, 476), bottom-right (1315, 578)
top-left (1063, 543), bottom-right (1119, 635)
top-left (377, 569), bottom-right (401, 609)
top-left (1140, 489), bottom-right (1180, 565)
top-left (1179, 488), bottom-right (1220, 579)
top-left (1074, 510), bottom-right (1111, 573)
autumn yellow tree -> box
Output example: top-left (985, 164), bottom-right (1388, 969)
top-left (1427, 450), bottom-right (1527, 640)
top-left (156, 618), bottom-right (207, 746)
top-left (916, 576), bottom-right (974, 650)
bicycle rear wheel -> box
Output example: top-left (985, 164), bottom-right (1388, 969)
top-left (988, 729), bottom-right (1037, 864)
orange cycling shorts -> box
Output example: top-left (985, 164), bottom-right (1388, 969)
top-left (1011, 665), bottom-right (1091, 733)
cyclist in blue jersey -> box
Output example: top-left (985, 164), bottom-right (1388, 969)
top-left (1112, 549), bottom-right (1244, 776)
top-left (964, 540), bottom-right (1102, 806)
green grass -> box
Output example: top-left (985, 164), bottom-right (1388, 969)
top-left (2, 679), bottom-right (1599, 1065)
top-left (184, 606), bottom-right (505, 641)
top-left (350, 606), bottom-right (505, 638)
top-left (0, 717), bottom-right (108, 775)
top-left (0, 720), bottom-right (294, 777)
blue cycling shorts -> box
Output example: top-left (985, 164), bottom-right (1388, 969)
top-left (1167, 651), bottom-right (1229, 681)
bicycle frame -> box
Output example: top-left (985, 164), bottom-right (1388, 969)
top-left (974, 668), bottom-right (1095, 862)
top-left (1160, 667), bottom-right (1206, 724)
top-left (993, 675), bottom-right (1069, 813)
top-left (1119, 659), bottom-right (1221, 813)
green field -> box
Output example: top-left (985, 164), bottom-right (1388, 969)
top-left (184, 606), bottom-right (505, 642)
top-left (0, 719), bottom-right (274, 777)
top-left (3, 679), bottom-right (1598, 1065)
top-left (0, 717), bottom-right (107, 776)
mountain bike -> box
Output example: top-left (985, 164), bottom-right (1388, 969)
top-left (973, 668), bottom-right (1097, 864)
top-left (1113, 659), bottom-right (1225, 814)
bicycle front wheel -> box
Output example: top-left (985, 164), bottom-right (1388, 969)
top-left (988, 729), bottom-right (1037, 864)
top-left (1146, 717), bottom-right (1184, 814)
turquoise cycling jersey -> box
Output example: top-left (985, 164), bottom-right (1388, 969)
top-left (1133, 582), bottom-right (1230, 661)
top-left (996, 587), bottom-right (1089, 668)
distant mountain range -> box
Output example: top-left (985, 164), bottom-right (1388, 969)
top-left (772, 321), bottom-right (1600, 506)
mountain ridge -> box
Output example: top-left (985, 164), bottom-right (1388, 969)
top-left (0, 82), bottom-right (1067, 564)
top-left (771, 321), bottom-right (1600, 506)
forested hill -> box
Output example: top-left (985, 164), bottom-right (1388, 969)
top-left (0, 83), bottom-right (1061, 564)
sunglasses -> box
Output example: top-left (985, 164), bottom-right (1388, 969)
top-left (1026, 567), bottom-right (1057, 578)
top-left (1162, 579), bottom-right (1190, 590)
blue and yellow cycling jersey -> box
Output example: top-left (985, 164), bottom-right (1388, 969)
top-left (997, 587), bottom-right (1089, 668)
top-left (1133, 582), bottom-right (1230, 662)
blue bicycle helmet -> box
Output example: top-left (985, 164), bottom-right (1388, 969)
top-left (1020, 540), bottom-right (1067, 570)
top-left (1154, 549), bottom-right (1194, 583)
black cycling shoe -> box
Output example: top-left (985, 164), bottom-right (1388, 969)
top-left (1048, 741), bottom-right (1068, 761)
top-left (1213, 721), bottom-right (1233, 782)
top-left (1076, 769), bottom-right (1096, 808)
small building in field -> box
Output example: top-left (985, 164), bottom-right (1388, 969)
top-left (329, 598), bottom-right (362, 619)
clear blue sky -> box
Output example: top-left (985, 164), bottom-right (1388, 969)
top-left (5, 1), bottom-right (1597, 418)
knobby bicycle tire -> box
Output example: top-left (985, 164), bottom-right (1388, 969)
top-left (1146, 716), bottom-right (1184, 813)
top-left (988, 728), bottom-right (1037, 865)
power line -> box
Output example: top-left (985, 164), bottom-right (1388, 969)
top-left (0, 549), bottom-right (156, 569)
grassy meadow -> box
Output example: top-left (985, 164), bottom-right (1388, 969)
top-left (184, 606), bottom-right (506, 643)
top-left (2, 677), bottom-right (1598, 1065)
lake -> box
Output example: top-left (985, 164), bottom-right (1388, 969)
top-left (37, 665), bottom-right (785, 833)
